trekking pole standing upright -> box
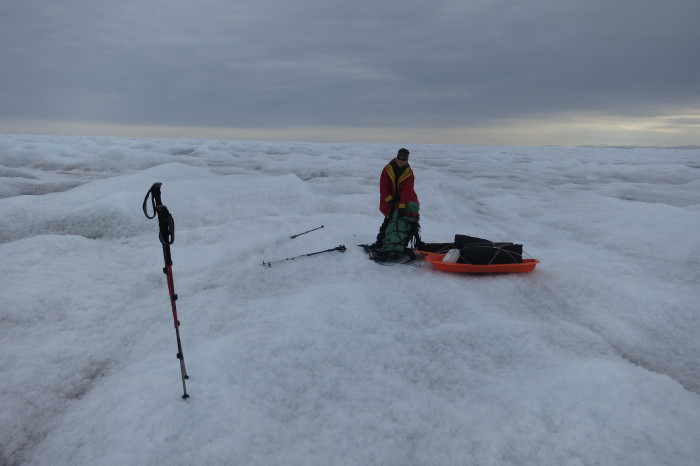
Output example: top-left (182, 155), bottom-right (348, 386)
top-left (143, 182), bottom-right (190, 399)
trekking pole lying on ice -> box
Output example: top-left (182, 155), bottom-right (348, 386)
top-left (290, 225), bottom-right (324, 239)
top-left (263, 245), bottom-right (346, 267)
top-left (143, 182), bottom-right (190, 399)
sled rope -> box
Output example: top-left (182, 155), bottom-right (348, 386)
top-left (455, 244), bottom-right (530, 265)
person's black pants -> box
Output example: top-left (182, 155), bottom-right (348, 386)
top-left (376, 216), bottom-right (392, 245)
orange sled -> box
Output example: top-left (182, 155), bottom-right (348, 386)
top-left (421, 252), bottom-right (540, 274)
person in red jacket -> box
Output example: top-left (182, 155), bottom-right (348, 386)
top-left (370, 148), bottom-right (419, 249)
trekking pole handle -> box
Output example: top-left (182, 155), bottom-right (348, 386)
top-left (143, 182), bottom-right (174, 246)
top-left (306, 245), bottom-right (346, 256)
top-left (157, 205), bottom-right (175, 246)
top-left (143, 182), bottom-right (163, 218)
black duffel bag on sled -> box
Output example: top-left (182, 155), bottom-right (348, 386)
top-left (418, 234), bottom-right (523, 265)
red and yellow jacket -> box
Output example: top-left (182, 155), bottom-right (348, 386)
top-left (379, 160), bottom-right (419, 217)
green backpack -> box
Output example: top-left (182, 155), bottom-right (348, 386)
top-left (381, 201), bottom-right (420, 253)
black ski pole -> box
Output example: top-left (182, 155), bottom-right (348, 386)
top-left (290, 225), bottom-right (324, 239)
top-left (143, 182), bottom-right (190, 399)
top-left (263, 245), bottom-right (346, 267)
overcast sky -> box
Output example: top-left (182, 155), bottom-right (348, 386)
top-left (1, 0), bottom-right (698, 145)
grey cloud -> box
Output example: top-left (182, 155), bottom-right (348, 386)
top-left (1, 0), bottom-right (699, 131)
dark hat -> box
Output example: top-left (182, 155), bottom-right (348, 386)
top-left (397, 148), bottom-right (410, 160)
